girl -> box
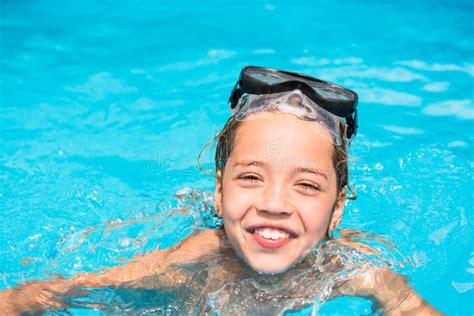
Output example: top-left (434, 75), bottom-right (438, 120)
top-left (0, 66), bottom-right (442, 315)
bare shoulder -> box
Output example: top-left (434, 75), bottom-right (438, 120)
top-left (162, 228), bottom-right (228, 264)
top-left (123, 228), bottom-right (227, 269)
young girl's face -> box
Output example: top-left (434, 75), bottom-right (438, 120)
top-left (214, 112), bottom-right (346, 274)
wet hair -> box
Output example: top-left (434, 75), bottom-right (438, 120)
top-left (208, 115), bottom-right (353, 196)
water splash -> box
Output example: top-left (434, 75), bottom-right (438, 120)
top-left (39, 189), bottom-right (406, 315)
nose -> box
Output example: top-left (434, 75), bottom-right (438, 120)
top-left (256, 182), bottom-right (293, 216)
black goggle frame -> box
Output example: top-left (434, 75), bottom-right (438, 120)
top-left (229, 66), bottom-right (359, 140)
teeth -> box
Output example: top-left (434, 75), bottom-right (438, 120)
top-left (255, 228), bottom-right (290, 240)
top-left (262, 228), bottom-right (272, 239)
top-left (271, 230), bottom-right (281, 240)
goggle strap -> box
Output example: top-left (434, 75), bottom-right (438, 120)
top-left (229, 81), bottom-right (244, 110)
top-left (345, 110), bottom-right (358, 139)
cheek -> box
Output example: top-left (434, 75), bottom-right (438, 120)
top-left (298, 199), bottom-right (335, 237)
top-left (221, 182), bottom-right (253, 220)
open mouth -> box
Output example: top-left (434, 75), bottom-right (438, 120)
top-left (247, 225), bottom-right (297, 249)
top-left (255, 227), bottom-right (290, 240)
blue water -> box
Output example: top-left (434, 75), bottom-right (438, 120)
top-left (1, 0), bottom-right (473, 314)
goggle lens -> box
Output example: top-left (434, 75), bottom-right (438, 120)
top-left (245, 67), bottom-right (354, 101)
top-left (246, 67), bottom-right (288, 84)
top-left (307, 81), bottom-right (354, 101)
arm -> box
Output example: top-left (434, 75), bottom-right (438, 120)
top-left (338, 266), bottom-right (443, 315)
top-left (0, 228), bottom-right (224, 315)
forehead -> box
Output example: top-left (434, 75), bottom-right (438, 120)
top-left (231, 112), bottom-right (334, 169)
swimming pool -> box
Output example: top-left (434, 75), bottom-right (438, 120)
top-left (1, 0), bottom-right (473, 314)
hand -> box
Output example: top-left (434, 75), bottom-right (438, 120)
top-left (0, 289), bottom-right (21, 316)
top-left (0, 279), bottom-right (70, 315)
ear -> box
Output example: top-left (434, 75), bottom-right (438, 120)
top-left (214, 170), bottom-right (223, 214)
top-left (329, 188), bottom-right (346, 233)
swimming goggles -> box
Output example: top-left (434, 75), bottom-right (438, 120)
top-left (229, 66), bottom-right (358, 145)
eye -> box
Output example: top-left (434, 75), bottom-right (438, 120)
top-left (297, 182), bottom-right (320, 192)
top-left (237, 174), bottom-right (262, 183)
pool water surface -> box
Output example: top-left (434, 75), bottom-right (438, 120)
top-left (1, 0), bottom-right (473, 314)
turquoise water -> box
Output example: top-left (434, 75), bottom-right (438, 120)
top-left (1, 0), bottom-right (473, 314)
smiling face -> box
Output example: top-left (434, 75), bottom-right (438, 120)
top-left (214, 112), bottom-right (346, 274)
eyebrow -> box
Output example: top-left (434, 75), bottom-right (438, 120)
top-left (232, 160), bottom-right (267, 169)
top-left (293, 167), bottom-right (328, 181)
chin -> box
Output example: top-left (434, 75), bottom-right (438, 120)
top-left (245, 257), bottom-right (294, 275)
